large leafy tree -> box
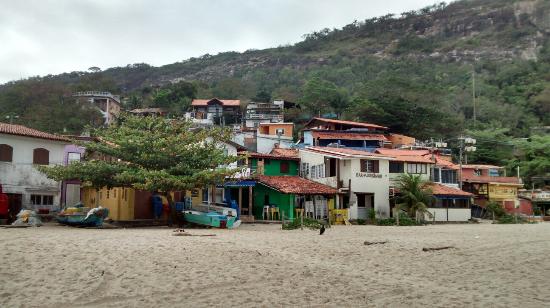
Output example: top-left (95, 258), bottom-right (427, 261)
top-left (39, 115), bottom-right (240, 204)
top-left (511, 135), bottom-right (550, 187)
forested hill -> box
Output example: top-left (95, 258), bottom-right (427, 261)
top-left (1, 0), bottom-right (550, 142)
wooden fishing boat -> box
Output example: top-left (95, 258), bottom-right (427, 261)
top-left (57, 207), bottom-right (109, 227)
top-left (183, 210), bottom-right (239, 229)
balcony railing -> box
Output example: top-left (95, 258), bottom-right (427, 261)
top-left (245, 113), bottom-right (284, 121)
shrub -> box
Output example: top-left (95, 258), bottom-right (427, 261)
top-left (368, 208), bottom-right (376, 222)
top-left (496, 214), bottom-right (532, 224)
top-left (375, 213), bottom-right (419, 226)
top-left (486, 201), bottom-right (506, 219)
top-left (282, 218), bottom-right (323, 230)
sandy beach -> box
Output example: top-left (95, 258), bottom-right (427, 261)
top-left (1, 222), bottom-right (549, 307)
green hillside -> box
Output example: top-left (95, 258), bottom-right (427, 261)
top-left (1, 0), bottom-right (549, 141)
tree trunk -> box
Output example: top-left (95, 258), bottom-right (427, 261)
top-left (163, 191), bottom-right (176, 227)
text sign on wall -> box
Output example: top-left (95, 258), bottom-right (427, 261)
top-left (355, 172), bottom-right (382, 179)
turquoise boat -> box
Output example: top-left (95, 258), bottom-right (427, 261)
top-left (57, 207), bottom-right (109, 227)
top-left (183, 210), bottom-right (240, 229)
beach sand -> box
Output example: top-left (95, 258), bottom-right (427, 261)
top-left (1, 222), bottom-right (549, 307)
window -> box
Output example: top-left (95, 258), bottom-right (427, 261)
top-left (264, 159), bottom-right (270, 165)
top-left (275, 128), bottom-right (285, 135)
top-left (360, 160), bottom-right (379, 173)
top-left (67, 152), bottom-right (81, 164)
top-left (202, 187), bottom-right (209, 202)
top-left (0, 144), bottom-right (13, 162)
top-left (488, 169), bottom-right (500, 177)
top-left (106, 190), bottom-right (110, 199)
top-left (31, 194), bottom-right (53, 206)
top-left (431, 167), bottom-right (440, 182)
top-left (441, 169), bottom-right (457, 184)
top-left (280, 161), bottom-right (289, 174)
top-left (474, 169), bottom-right (482, 176)
top-left (406, 163), bottom-right (427, 174)
top-left (33, 148), bottom-right (49, 165)
top-left (300, 163), bottom-right (310, 178)
top-left (325, 157), bottom-right (337, 177)
top-left (389, 161), bottom-right (404, 174)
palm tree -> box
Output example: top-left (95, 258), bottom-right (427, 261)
top-left (394, 174), bottom-right (434, 225)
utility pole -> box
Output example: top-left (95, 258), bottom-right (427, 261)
top-left (472, 70), bottom-right (476, 128)
top-left (458, 136), bottom-right (476, 189)
top-left (459, 136), bottom-right (464, 189)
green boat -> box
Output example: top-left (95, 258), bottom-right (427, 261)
top-left (57, 207), bottom-right (109, 227)
top-left (183, 210), bottom-right (240, 229)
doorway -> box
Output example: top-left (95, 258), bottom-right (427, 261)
top-left (6, 193), bottom-right (22, 223)
top-left (356, 193), bottom-right (374, 220)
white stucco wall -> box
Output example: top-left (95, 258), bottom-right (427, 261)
top-left (348, 159), bottom-right (391, 218)
top-left (0, 134), bottom-right (67, 211)
top-left (299, 149), bottom-right (391, 219)
top-left (424, 208), bottom-right (471, 222)
top-left (256, 135), bottom-right (293, 154)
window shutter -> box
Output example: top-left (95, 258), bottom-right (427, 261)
top-left (33, 148), bottom-right (49, 165)
top-left (373, 160), bottom-right (379, 173)
top-left (0, 144), bottom-right (13, 162)
top-left (360, 160), bottom-right (366, 172)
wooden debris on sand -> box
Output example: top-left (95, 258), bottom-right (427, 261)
top-left (172, 230), bottom-right (216, 237)
top-left (364, 241), bottom-right (387, 245)
top-left (422, 246), bottom-right (455, 252)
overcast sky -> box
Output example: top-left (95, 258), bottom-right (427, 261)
top-left (0, 0), bottom-right (438, 84)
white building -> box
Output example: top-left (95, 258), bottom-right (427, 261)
top-left (299, 146), bottom-right (393, 220)
top-left (0, 123), bottom-right (69, 213)
top-left (73, 91), bottom-right (121, 125)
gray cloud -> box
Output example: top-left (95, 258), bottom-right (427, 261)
top-left (0, 0), bottom-right (437, 83)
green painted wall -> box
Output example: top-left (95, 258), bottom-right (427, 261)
top-left (253, 184), bottom-right (295, 220)
top-left (251, 158), bottom-right (299, 176)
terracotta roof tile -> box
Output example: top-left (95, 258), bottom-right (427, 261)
top-left (249, 152), bottom-right (300, 161)
top-left (191, 98), bottom-right (241, 106)
top-left (428, 183), bottom-right (473, 197)
top-left (374, 148), bottom-right (433, 163)
top-left (269, 148), bottom-right (299, 158)
top-left (306, 146), bottom-right (392, 159)
top-left (312, 131), bottom-right (388, 141)
top-left (462, 164), bottom-right (503, 170)
top-left (257, 175), bottom-right (338, 195)
top-left (305, 117), bottom-right (388, 130)
top-left (0, 122), bottom-right (70, 142)
top-left (462, 175), bottom-right (522, 185)
top-left (375, 148), bottom-right (430, 156)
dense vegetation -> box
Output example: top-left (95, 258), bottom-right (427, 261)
top-left (1, 0), bottom-right (549, 183)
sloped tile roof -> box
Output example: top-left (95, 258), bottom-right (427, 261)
top-left (304, 117), bottom-right (388, 130)
top-left (0, 122), bottom-right (70, 142)
top-left (429, 183), bottom-right (473, 197)
top-left (257, 175), bottom-right (338, 195)
top-left (462, 164), bottom-right (503, 170)
top-left (191, 98), bottom-right (241, 106)
top-left (375, 148), bottom-right (430, 156)
top-left (312, 131), bottom-right (388, 141)
top-left (374, 148), bottom-right (433, 163)
top-left (462, 175), bottom-right (522, 185)
top-left (249, 152), bottom-right (300, 161)
top-left (270, 148), bottom-right (299, 158)
top-left (433, 155), bottom-right (459, 170)
top-left (305, 146), bottom-right (392, 159)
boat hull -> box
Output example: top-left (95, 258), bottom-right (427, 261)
top-left (57, 214), bottom-right (105, 227)
top-left (183, 210), bottom-right (238, 229)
